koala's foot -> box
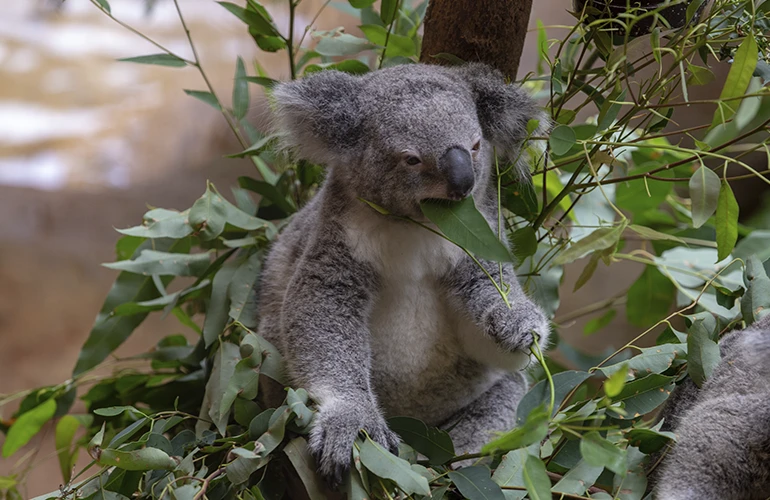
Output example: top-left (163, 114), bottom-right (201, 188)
top-left (309, 399), bottom-right (400, 488)
top-left (484, 300), bottom-right (550, 353)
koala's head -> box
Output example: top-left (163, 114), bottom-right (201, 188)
top-left (272, 63), bottom-right (545, 217)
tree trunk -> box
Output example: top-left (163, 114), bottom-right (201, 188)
top-left (419, 0), bottom-right (534, 80)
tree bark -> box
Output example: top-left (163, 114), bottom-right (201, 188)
top-left (419, 0), bottom-right (534, 80)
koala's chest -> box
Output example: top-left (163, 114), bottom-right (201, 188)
top-left (345, 219), bottom-right (466, 376)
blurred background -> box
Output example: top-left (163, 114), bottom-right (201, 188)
top-left (0, 0), bottom-right (765, 496)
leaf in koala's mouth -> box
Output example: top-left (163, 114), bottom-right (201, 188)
top-left (419, 196), bottom-right (514, 263)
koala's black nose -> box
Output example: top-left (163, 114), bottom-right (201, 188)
top-left (440, 147), bottom-right (475, 200)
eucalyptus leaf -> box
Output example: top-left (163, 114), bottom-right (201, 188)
top-left (118, 54), bottom-right (187, 67)
top-left (388, 417), bottom-right (454, 465)
top-left (420, 197), bottom-right (513, 262)
top-left (715, 182), bottom-right (739, 261)
top-left (522, 455), bottom-right (551, 500)
top-left (448, 466), bottom-right (505, 500)
top-left (580, 432), bottom-right (627, 476)
top-left (358, 438), bottom-right (430, 496)
top-left (2, 399), bottom-right (57, 458)
top-left (689, 166), bottom-right (720, 228)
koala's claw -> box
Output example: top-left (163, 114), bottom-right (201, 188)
top-left (485, 301), bottom-right (550, 352)
top-left (308, 401), bottom-right (400, 488)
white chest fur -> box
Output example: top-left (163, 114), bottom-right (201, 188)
top-left (345, 212), bottom-right (465, 378)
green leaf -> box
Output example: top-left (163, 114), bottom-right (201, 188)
top-left (113, 280), bottom-right (210, 315)
top-left (203, 262), bottom-right (238, 347)
top-left (552, 223), bottom-right (626, 265)
top-left (689, 166), bottom-right (720, 229)
top-left (491, 450), bottom-right (527, 499)
top-left (243, 76), bottom-right (279, 89)
top-left (55, 415), bottom-right (81, 483)
top-left (511, 226), bottom-right (537, 262)
top-left (189, 185), bottom-right (269, 240)
top-left (522, 455), bottom-right (551, 500)
top-left (420, 197), bottom-right (513, 262)
top-left (573, 252), bottom-right (601, 292)
top-left (284, 438), bottom-right (326, 500)
top-left (447, 466), bottom-right (505, 500)
top-left (116, 209), bottom-right (192, 239)
top-left (598, 89), bottom-right (625, 131)
top-left (627, 225), bottom-right (685, 244)
top-left (239, 176), bottom-right (296, 215)
top-left (388, 417), bottom-right (454, 465)
top-left (118, 53), bottom-right (187, 67)
top-left (219, 354), bottom-right (262, 420)
top-left (583, 308), bottom-right (616, 336)
top-left (359, 24), bottom-right (416, 58)
top-left (600, 344), bottom-right (687, 379)
top-left (551, 459), bottom-right (603, 496)
top-left (611, 374), bottom-right (676, 418)
top-left (349, 0), bottom-right (376, 7)
top-left (604, 362), bottom-right (627, 398)
top-left (183, 89), bottom-right (222, 111)
top-left (218, 1), bottom-right (280, 37)
top-left (233, 57), bottom-right (250, 120)
top-left (625, 428), bottom-right (676, 454)
top-left (226, 135), bottom-right (276, 158)
top-left (304, 59), bottom-right (371, 76)
top-left (687, 321), bottom-right (720, 387)
top-left (741, 255), bottom-right (770, 323)
top-left (549, 125), bottom-right (577, 156)
top-left (93, 406), bottom-right (141, 417)
top-left (358, 437), bottom-right (430, 496)
top-left (715, 182), bottom-right (739, 261)
top-left (228, 252), bottom-right (262, 329)
top-left (97, 448), bottom-right (177, 471)
top-left (626, 266), bottom-right (675, 327)
top-left (687, 64), bottom-right (715, 86)
top-left (75, 238), bottom-right (190, 375)
top-left (94, 0), bottom-right (111, 13)
top-left (226, 448), bottom-right (268, 485)
top-left (103, 249), bottom-right (209, 277)
top-left (200, 342), bottom-right (241, 435)
top-left (580, 431), bottom-right (627, 476)
top-left (2, 399), bottom-right (57, 457)
top-left (380, 0), bottom-right (398, 24)
top-left (482, 406), bottom-right (548, 455)
top-left (517, 371), bottom-right (591, 422)
top-left (712, 33), bottom-right (759, 126)
top-left (256, 405), bottom-right (292, 455)
top-left (315, 33), bottom-right (374, 56)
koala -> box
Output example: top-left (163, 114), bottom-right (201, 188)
top-left (255, 63), bottom-right (551, 485)
top-left (653, 314), bottom-right (770, 500)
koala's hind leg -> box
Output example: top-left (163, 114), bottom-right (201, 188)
top-left (443, 372), bottom-right (528, 458)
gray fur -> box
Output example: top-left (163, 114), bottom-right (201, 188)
top-left (654, 315), bottom-right (770, 499)
top-left (258, 63), bottom-right (550, 485)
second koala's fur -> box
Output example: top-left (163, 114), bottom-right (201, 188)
top-left (256, 63), bottom-right (551, 484)
top-left (653, 315), bottom-right (770, 499)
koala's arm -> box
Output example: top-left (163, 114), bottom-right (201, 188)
top-left (443, 256), bottom-right (550, 353)
top-left (280, 238), bottom-right (398, 485)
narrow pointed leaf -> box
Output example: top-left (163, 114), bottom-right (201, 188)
top-left (689, 166), bottom-right (720, 228)
top-left (715, 182), bottom-right (739, 261)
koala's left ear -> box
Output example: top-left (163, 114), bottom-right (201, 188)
top-left (271, 70), bottom-right (363, 167)
top-left (452, 63), bottom-right (549, 178)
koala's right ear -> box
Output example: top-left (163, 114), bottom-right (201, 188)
top-left (271, 70), bottom-right (363, 167)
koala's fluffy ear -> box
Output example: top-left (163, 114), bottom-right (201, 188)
top-left (453, 63), bottom-right (549, 179)
top-left (271, 70), bottom-right (363, 167)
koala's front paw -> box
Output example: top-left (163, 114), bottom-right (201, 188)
top-left (309, 399), bottom-right (400, 488)
top-left (485, 300), bottom-right (550, 352)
